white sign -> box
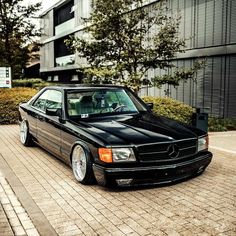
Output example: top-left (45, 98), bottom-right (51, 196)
top-left (0, 67), bottom-right (12, 88)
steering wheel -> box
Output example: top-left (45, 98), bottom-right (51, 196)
top-left (99, 107), bottom-right (112, 113)
top-left (113, 105), bottom-right (128, 112)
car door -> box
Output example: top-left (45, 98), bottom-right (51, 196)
top-left (31, 89), bottom-right (62, 157)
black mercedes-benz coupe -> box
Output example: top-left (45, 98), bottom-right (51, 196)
top-left (19, 85), bottom-right (212, 187)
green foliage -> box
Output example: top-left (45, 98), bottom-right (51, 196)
top-left (208, 117), bottom-right (236, 132)
top-left (13, 78), bottom-right (52, 90)
top-left (142, 96), bottom-right (195, 124)
top-left (1, 88), bottom-right (235, 131)
top-left (66, 0), bottom-right (203, 92)
top-left (0, 0), bottom-right (41, 79)
top-left (142, 97), bottom-right (236, 131)
top-left (152, 60), bottom-right (206, 88)
top-left (0, 88), bottom-right (37, 124)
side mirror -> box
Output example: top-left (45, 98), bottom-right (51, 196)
top-left (46, 108), bottom-right (62, 117)
top-left (146, 102), bottom-right (154, 110)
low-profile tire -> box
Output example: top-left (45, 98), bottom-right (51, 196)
top-left (71, 145), bottom-right (96, 185)
top-left (19, 120), bottom-right (34, 146)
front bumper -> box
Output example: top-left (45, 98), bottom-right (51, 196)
top-left (93, 152), bottom-right (213, 187)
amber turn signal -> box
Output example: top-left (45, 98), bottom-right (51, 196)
top-left (98, 148), bottom-right (113, 163)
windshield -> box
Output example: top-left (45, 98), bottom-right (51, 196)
top-left (66, 88), bottom-right (146, 118)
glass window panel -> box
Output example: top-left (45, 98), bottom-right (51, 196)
top-left (32, 90), bottom-right (51, 111)
top-left (46, 90), bottom-right (62, 109)
top-left (67, 89), bottom-right (145, 117)
top-left (54, 0), bottom-right (74, 26)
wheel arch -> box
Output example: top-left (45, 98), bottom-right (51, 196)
top-left (19, 118), bottom-right (34, 146)
top-left (20, 117), bottom-right (29, 130)
top-left (70, 141), bottom-right (93, 165)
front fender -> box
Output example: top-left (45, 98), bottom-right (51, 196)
top-left (69, 141), bottom-right (95, 166)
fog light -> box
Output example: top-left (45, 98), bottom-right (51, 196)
top-left (116, 179), bottom-right (133, 186)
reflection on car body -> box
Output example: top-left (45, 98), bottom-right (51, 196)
top-left (19, 85), bottom-right (212, 187)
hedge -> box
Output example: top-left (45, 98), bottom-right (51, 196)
top-left (142, 96), bottom-right (195, 124)
top-left (208, 117), bottom-right (236, 132)
top-left (0, 88), bottom-right (37, 124)
top-left (12, 78), bottom-right (52, 90)
top-left (0, 89), bottom-right (194, 125)
top-left (1, 88), bottom-right (235, 131)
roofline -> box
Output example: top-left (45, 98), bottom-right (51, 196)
top-left (43, 84), bottom-right (127, 90)
top-left (40, 0), bottom-right (70, 17)
top-left (40, 0), bottom-right (160, 17)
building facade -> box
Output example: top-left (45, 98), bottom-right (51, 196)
top-left (40, 0), bottom-right (91, 83)
top-left (40, 0), bottom-right (236, 118)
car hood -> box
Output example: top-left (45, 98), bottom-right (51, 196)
top-left (74, 113), bottom-right (205, 146)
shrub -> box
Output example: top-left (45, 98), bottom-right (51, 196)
top-left (1, 89), bottom-right (235, 131)
top-left (142, 96), bottom-right (195, 124)
top-left (0, 88), bottom-right (37, 124)
top-left (12, 78), bottom-right (52, 90)
top-left (142, 96), bottom-right (236, 131)
top-left (208, 117), bottom-right (236, 132)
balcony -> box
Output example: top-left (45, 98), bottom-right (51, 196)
top-left (55, 18), bottom-right (75, 36)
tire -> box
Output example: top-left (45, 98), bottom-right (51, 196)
top-left (19, 120), bottom-right (34, 146)
top-left (71, 145), bottom-right (96, 185)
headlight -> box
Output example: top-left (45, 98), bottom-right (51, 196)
top-left (112, 148), bottom-right (136, 162)
top-left (198, 136), bottom-right (208, 152)
top-left (98, 148), bottom-right (136, 163)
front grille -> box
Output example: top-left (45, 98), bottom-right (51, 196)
top-left (137, 139), bottom-right (197, 162)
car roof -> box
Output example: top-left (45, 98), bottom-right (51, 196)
top-left (44, 84), bottom-right (126, 91)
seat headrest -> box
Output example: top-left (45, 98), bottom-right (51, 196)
top-left (80, 96), bottom-right (93, 103)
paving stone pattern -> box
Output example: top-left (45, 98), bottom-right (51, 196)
top-left (0, 202), bottom-right (14, 236)
top-left (0, 171), bottom-right (40, 236)
top-left (0, 125), bottom-right (236, 236)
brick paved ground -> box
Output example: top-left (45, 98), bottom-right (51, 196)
top-left (0, 125), bottom-right (235, 236)
top-left (0, 202), bottom-right (14, 236)
top-left (0, 170), bottom-right (40, 236)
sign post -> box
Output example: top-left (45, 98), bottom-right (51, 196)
top-left (0, 67), bottom-right (12, 88)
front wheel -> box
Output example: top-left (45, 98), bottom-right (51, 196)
top-left (71, 145), bottom-right (96, 185)
top-left (19, 120), bottom-right (34, 146)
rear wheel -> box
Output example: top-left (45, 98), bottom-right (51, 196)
top-left (71, 145), bottom-right (96, 185)
top-left (20, 120), bottom-right (34, 146)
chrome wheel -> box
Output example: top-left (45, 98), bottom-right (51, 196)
top-left (72, 146), bottom-right (87, 182)
top-left (20, 120), bottom-right (28, 144)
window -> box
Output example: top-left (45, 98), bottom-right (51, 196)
top-left (54, 36), bottom-right (73, 58)
top-left (54, 0), bottom-right (74, 26)
top-left (46, 90), bottom-right (62, 109)
top-left (54, 35), bottom-right (75, 67)
top-left (67, 89), bottom-right (146, 117)
top-left (32, 90), bottom-right (62, 112)
top-left (32, 90), bottom-right (50, 111)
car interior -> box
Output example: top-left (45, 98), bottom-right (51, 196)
top-left (67, 89), bottom-right (138, 116)
top-left (67, 94), bottom-right (113, 116)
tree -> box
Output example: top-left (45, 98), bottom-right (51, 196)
top-left (0, 0), bottom-right (41, 79)
top-left (67, 0), bottom-right (203, 92)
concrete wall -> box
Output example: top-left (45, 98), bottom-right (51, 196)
top-left (40, 42), bottom-right (55, 71)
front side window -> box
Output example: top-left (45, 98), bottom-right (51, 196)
top-left (32, 90), bottom-right (62, 112)
top-left (32, 90), bottom-right (50, 111)
top-left (67, 88), bottom-right (146, 117)
top-left (46, 90), bottom-right (62, 109)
